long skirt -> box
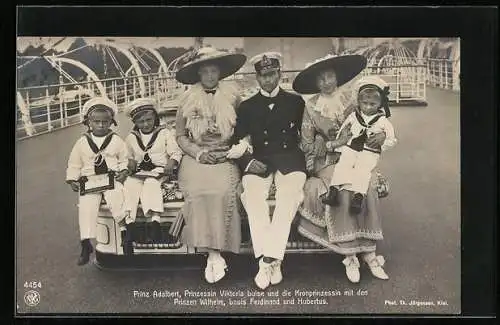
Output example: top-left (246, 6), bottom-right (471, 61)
top-left (177, 155), bottom-right (242, 253)
top-left (297, 164), bottom-right (383, 256)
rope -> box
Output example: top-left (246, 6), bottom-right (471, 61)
top-left (54, 44), bottom-right (89, 58)
top-left (106, 46), bottom-right (125, 77)
top-left (131, 47), bottom-right (151, 72)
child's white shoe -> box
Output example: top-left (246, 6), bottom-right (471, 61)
top-left (363, 253), bottom-right (389, 280)
top-left (342, 255), bottom-right (360, 283)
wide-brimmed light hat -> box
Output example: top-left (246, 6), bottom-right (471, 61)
top-left (175, 47), bottom-right (247, 85)
top-left (292, 54), bottom-right (367, 95)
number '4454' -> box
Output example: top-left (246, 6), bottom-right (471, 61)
top-left (24, 281), bottom-right (42, 289)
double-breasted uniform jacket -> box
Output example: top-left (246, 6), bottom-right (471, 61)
top-left (233, 88), bottom-right (306, 177)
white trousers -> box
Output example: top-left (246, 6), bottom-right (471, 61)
top-left (331, 147), bottom-right (380, 194)
top-left (78, 182), bottom-right (125, 240)
top-left (241, 171), bottom-right (306, 260)
top-left (123, 177), bottom-right (164, 222)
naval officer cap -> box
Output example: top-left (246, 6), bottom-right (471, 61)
top-left (82, 96), bottom-right (118, 125)
top-left (249, 52), bottom-right (283, 75)
top-left (126, 97), bottom-right (158, 120)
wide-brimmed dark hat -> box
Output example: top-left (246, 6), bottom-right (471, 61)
top-left (292, 54), bottom-right (367, 94)
top-left (175, 47), bottom-right (247, 85)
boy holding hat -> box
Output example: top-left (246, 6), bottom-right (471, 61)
top-left (122, 98), bottom-right (182, 253)
top-left (323, 75), bottom-right (397, 215)
top-left (65, 97), bottom-right (130, 265)
top-left (231, 52), bottom-right (306, 290)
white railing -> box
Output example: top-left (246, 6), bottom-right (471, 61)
top-left (17, 61), bottom-right (453, 140)
top-left (426, 58), bottom-right (460, 91)
top-left (16, 72), bottom-right (187, 140)
top-left (362, 65), bottom-right (427, 104)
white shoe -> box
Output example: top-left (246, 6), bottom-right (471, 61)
top-left (342, 255), bottom-right (361, 283)
top-left (270, 260), bottom-right (283, 285)
top-left (205, 256), bottom-right (227, 284)
top-left (363, 254), bottom-right (389, 280)
top-left (254, 258), bottom-right (273, 290)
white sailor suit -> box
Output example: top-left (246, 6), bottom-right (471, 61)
top-left (331, 109), bottom-right (396, 194)
top-left (124, 126), bottom-right (183, 223)
top-left (66, 131), bottom-right (128, 240)
top-left (234, 86), bottom-right (307, 261)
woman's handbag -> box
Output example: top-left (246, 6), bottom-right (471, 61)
top-left (375, 171), bottom-right (390, 198)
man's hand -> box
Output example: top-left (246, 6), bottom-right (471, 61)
top-left (246, 159), bottom-right (267, 175)
top-left (115, 170), bottom-right (129, 184)
top-left (226, 142), bottom-right (249, 159)
top-left (366, 131), bottom-right (386, 149)
top-left (68, 181), bottom-right (80, 192)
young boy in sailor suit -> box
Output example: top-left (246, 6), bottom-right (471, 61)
top-left (122, 98), bottom-right (182, 254)
top-left (323, 76), bottom-right (397, 213)
top-left (65, 97), bottom-right (130, 266)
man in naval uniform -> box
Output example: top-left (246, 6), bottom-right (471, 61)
top-left (232, 52), bottom-right (307, 290)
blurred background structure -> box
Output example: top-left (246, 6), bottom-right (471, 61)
top-left (16, 37), bottom-right (459, 139)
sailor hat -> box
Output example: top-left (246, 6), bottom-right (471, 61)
top-left (355, 75), bottom-right (389, 94)
top-left (249, 52), bottom-right (283, 75)
top-left (82, 96), bottom-right (118, 119)
top-left (126, 97), bottom-right (158, 120)
top-left (355, 75), bottom-right (391, 117)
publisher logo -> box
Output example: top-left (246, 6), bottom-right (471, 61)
top-left (24, 290), bottom-right (40, 307)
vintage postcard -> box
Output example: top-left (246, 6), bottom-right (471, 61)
top-left (15, 7), bottom-right (472, 317)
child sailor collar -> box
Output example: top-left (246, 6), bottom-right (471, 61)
top-left (131, 125), bottom-right (165, 152)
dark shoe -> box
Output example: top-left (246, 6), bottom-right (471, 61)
top-left (321, 186), bottom-right (339, 206)
top-left (77, 239), bottom-right (94, 266)
top-left (349, 192), bottom-right (364, 215)
top-left (150, 221), bottom-right (162, 243)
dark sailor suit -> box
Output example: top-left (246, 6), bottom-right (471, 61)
top-left (233, 87), bottom-right (306, 177)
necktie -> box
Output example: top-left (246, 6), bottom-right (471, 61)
top-left (85, 133), bottom-right (113, 175)
top-left (139, 153), bottom-right (156, 171)
top-left (350, 111), bottom-right (383, 152)
top-left (205, 89), bottom-right (217, 95)
top-left (133, 127), bottom-right (164, 171)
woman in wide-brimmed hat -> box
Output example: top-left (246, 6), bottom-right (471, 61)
top-left (293, 54), bottom-right (392, 284)
top-left (174, 47), bottom-right (248, 284)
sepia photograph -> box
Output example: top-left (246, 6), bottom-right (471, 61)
top-left (16, 33), bottom-right (462, 314)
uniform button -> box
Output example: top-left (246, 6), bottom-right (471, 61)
top-left (283, 144), bottom-right (287, 148)
top-left (264, 141), bottom-right (268, 145)
top-left (282, 129), bottom-right (286, 133)
top-left (264, 130), bottom-right (268, 135)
